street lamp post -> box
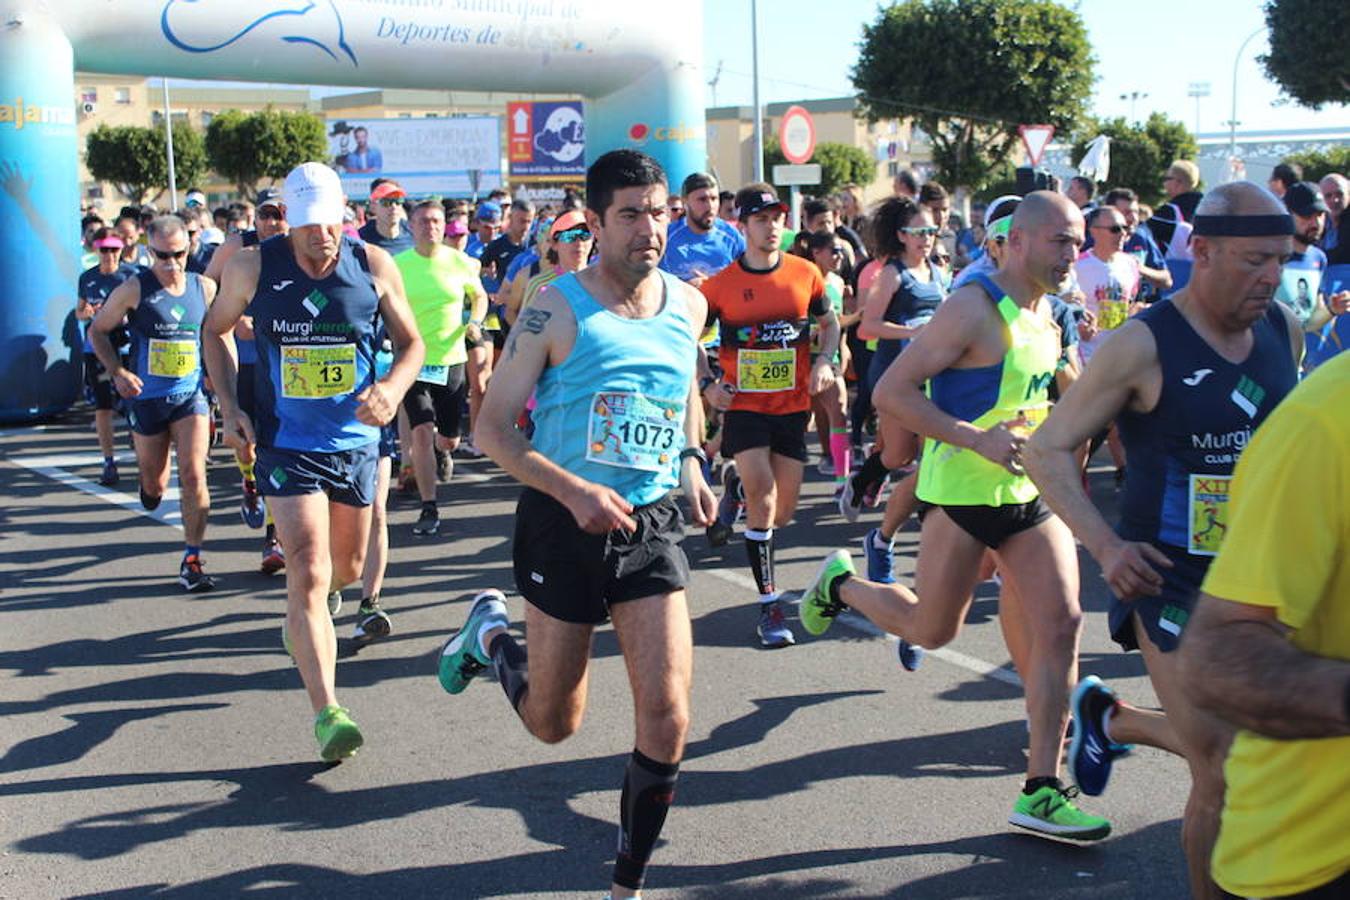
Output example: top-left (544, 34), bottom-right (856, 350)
top-left (162, 77), bottom-right (177, 210)
top-left (1229, 26), bottom-right (1266, 164)
top-left (1187, 81), bottom-right (1211, 136)
top-left (750, 0), bottom-right (763, 183)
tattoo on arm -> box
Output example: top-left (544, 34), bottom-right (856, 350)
top-left (519, 308), bottom-right (551, 335)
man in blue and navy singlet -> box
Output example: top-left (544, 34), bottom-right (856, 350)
top-left (1025, 182), bottom-right (1303, 899)
top-left (89, 215), bottom-right (217, 593)
top-left (77, 227), bottom-right (139, 487)
top-left (434, 149), bottom-right (716, 900)
top-left (203, 162), bottom-right (425, 763)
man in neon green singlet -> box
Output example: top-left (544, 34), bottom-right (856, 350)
top-left (394, 200), bottom-right (489, 536)
top-left (800, 192), bottom-right (1110, 841)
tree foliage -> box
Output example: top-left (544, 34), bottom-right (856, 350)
top-left (1260, 0), bottom-right (1350, 110)
top-left (1071, 113), bottom-right (1198, 207)
top-left (762, 137), bottom-right (876, 197)
top-left (852, 0), bottom-right (1094, 192)
top-left (1282, 146), bottom-right (1350, 183)
top-left (85, 122), bottom-right (207, 204)
top-left (206, 107), bottom-right (328, 196)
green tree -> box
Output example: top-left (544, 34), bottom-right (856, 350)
top-left (206, 107), bottom-right (327, 196)
top-left (1070, 113), bottom-right (1198, 207)
top-left (1281, 146), bottom-right (1350, 183)
top-left (852, 0), bottom-right (1094, 192)
top-left (1260, 0), bottom-right (1350, 110)
top-left (762, 137), bottom-right (875, 197)
top-left (85, 121), bottom-right (208, 204)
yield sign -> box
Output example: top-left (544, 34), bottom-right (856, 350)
top-left (1019, 124), bottom-right (1055, 167)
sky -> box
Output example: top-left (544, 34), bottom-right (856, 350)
top-left (701, 0), bottom-right (1348, 136)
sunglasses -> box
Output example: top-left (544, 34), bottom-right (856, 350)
top-left (97, 246), bottom-right (121, 254)
top-left (376, 198), bottom-right (403, 208)
top-left (151, 248), bottom-right (188, 260)
top-left (899, 226), bottom-right (939, 237)
top-left (555, 228), bottom-right (592, 244)
top-left (1093, 224), bottom-right (1126, 234)
top-left (257, 209), bottom-right (284, 221)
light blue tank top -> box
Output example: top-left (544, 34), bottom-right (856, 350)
top-left (531, 270), bottom-right (697, 506)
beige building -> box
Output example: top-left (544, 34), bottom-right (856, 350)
top-left (75, 78), bottom-right (923, 211)
top-left (707, 97), bottom-right (930, 204)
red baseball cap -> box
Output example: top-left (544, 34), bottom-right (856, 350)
top-left (370, 182), bottom-right (406, 201)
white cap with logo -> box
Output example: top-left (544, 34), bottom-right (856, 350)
top-left (283, 162), bottom-right (346, 227)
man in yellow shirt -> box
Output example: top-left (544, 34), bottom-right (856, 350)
top-left (1180, 350), bottom-right (1350, 899)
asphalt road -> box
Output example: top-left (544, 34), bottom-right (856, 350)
top-left (0, 411), bottom-right (1191, 899)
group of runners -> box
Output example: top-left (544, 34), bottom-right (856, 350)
top-left (71, 150), bottom-right (1349, 899)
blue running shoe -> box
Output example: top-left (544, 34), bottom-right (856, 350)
top-left (896, 640), bottom-right (925, 671)
top-left (756, 600), bottom-right (795, 648)
top-left (438, 590), bottom-right (510, 694)
top-left (862, 528), bottom-right (895, 584)
top-left (1069, 676), bottom-right (1129, 796)
top-left (240, 479), bottom-right (265, 529)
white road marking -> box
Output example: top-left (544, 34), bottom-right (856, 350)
top-left (9, 450), bottom-right (183, 529)
top-left (704, 566), bottom-right (1023, 688)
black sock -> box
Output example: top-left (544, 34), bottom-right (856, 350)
top-left (488, 631), bottom-right (529, 713)
top-left (421, 499), bottom-right (438, 516)
top-left (613, 749), bottom-right (680, 892)
top-left (743, 529), bottom-right (775, 597)
top-left (828, 571), bottom-right (852, 607)
top-left (1023, 775), bottom-right (1062, 795)
top-left (361, 592), bottom-right (379, 608)
top-left (851, 451), bottom-right (887, 499)
top-left (264, 523), bottom-right (276, 541)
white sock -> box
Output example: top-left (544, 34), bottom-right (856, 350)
top-left (871, 530), bottom-right (892, 551)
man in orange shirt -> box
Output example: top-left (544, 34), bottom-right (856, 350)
top-left (700, 184), bottom-right (840, 647)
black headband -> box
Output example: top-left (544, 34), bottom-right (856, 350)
top-left (1192, 214), bottom-right (1294, 237)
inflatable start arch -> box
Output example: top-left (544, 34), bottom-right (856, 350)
top-left (0, 0), bottom-right (705, 422)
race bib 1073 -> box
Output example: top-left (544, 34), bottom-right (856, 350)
top-left (587, 391), bottom-right (684, 472)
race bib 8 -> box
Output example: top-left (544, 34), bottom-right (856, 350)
top-left (148, 339), bottom-right (198, 378)
top-left (587, 391), bottom-right (684, 471)
top-left (281, 343), bottom-right (357, 400)
top-left (737, 347), bottom-right (796, 392)
top-left (1187, 473), bottom-right (1231, 556)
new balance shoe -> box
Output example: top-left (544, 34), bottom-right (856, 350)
top-left (179, 555), bottom-right (215, 593)
top-left (327, 590), bottom-right (343, 617)
top-left (314, 705), bottom-right (363, 762)
top-left (260, 540), bottom-right (285, 574)
top-left (239, 480), bottom-right (265, 529)
top-left (353, 599), bottom-right (392, 641)
top-left (756, 600), bottom-right (795, 649)
top-left (799, 550), bottom-right (855, 636)
top-left (1009, 782), bottom-right (1111, 841)
top-left (862, 528), bottom-right (895, 584)
top-left (1069, 676), bottom-right (1130, 796)
top-left (98, 460), bottom-right (119, 487)
top-left (412, 506), bottom-right (440, 536)
top-left (438, 589), bottom-right (510, 694)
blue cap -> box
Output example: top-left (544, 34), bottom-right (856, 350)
top-left (476, 201), bottom-right (502, 222)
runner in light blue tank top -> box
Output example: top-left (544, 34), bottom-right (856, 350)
top-left (531, 269), bottom-right (697, 507)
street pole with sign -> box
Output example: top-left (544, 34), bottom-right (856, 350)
top-left (778, 105), bottom-right (816, 230)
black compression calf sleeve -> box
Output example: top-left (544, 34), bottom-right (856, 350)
top-left (613, 749), bottom-right (680, 891)
top-left (488, 632), bottom-right (529, 713)
top-left (743, 529), bottom-right (775, 597)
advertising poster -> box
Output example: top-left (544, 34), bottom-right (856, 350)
top-left (327, 116), bottom-right (503, 199)
top-left (507, 100), bottom-right (586, 179)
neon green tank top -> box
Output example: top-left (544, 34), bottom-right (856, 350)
top-left (394, 246), bottom-right (476, 366)
top-left (916, 274), bottom-right (1059, 507)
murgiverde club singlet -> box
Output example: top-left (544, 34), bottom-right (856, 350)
top-left (916, 274), bottom-right (1059, 507)
top-left (126, 270), bottom-right (208, 400)
top-left (393, 245), bottom-right (476, 372)
top-left (248, 234), bottom-right (380, 453)
top-left (531, 270), bottom-right (697, 507)
top-left (1117, 299), bottom-right (1295, 556)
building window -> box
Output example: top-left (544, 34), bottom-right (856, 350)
top-left (397, 113), bottom-right (412, 119)
top-left (114, 87), bottom-right (131, 105)
top-left (201, 111), bottom-right (214, 128)
top-left (80, 88), bottom-right (98, 104)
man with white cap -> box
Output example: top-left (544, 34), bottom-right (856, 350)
top-left (204, 162), bottom-right (425, 761)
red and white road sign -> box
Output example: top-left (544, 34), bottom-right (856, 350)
top-left (1018, 124), bottom-right (1055, 167)
top-left (779, 105), bottom-right (817, 165)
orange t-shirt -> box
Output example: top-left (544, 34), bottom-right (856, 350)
top-left (701, 254), bottom-right (828, 415)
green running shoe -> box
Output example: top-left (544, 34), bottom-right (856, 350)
top-left (1009, 783), bottom-right (1111, 841)
top-left (438, 589), bottom-right (509, 695)
top-left (314, 705), bottom-right (363, 762)
top-left (799, 550), bottom-right (856, 636)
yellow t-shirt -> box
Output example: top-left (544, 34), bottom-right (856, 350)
top-left (393, 246), bottom-right (478, 367)
top-left (1201, 351), bottom-right (1350, 898)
